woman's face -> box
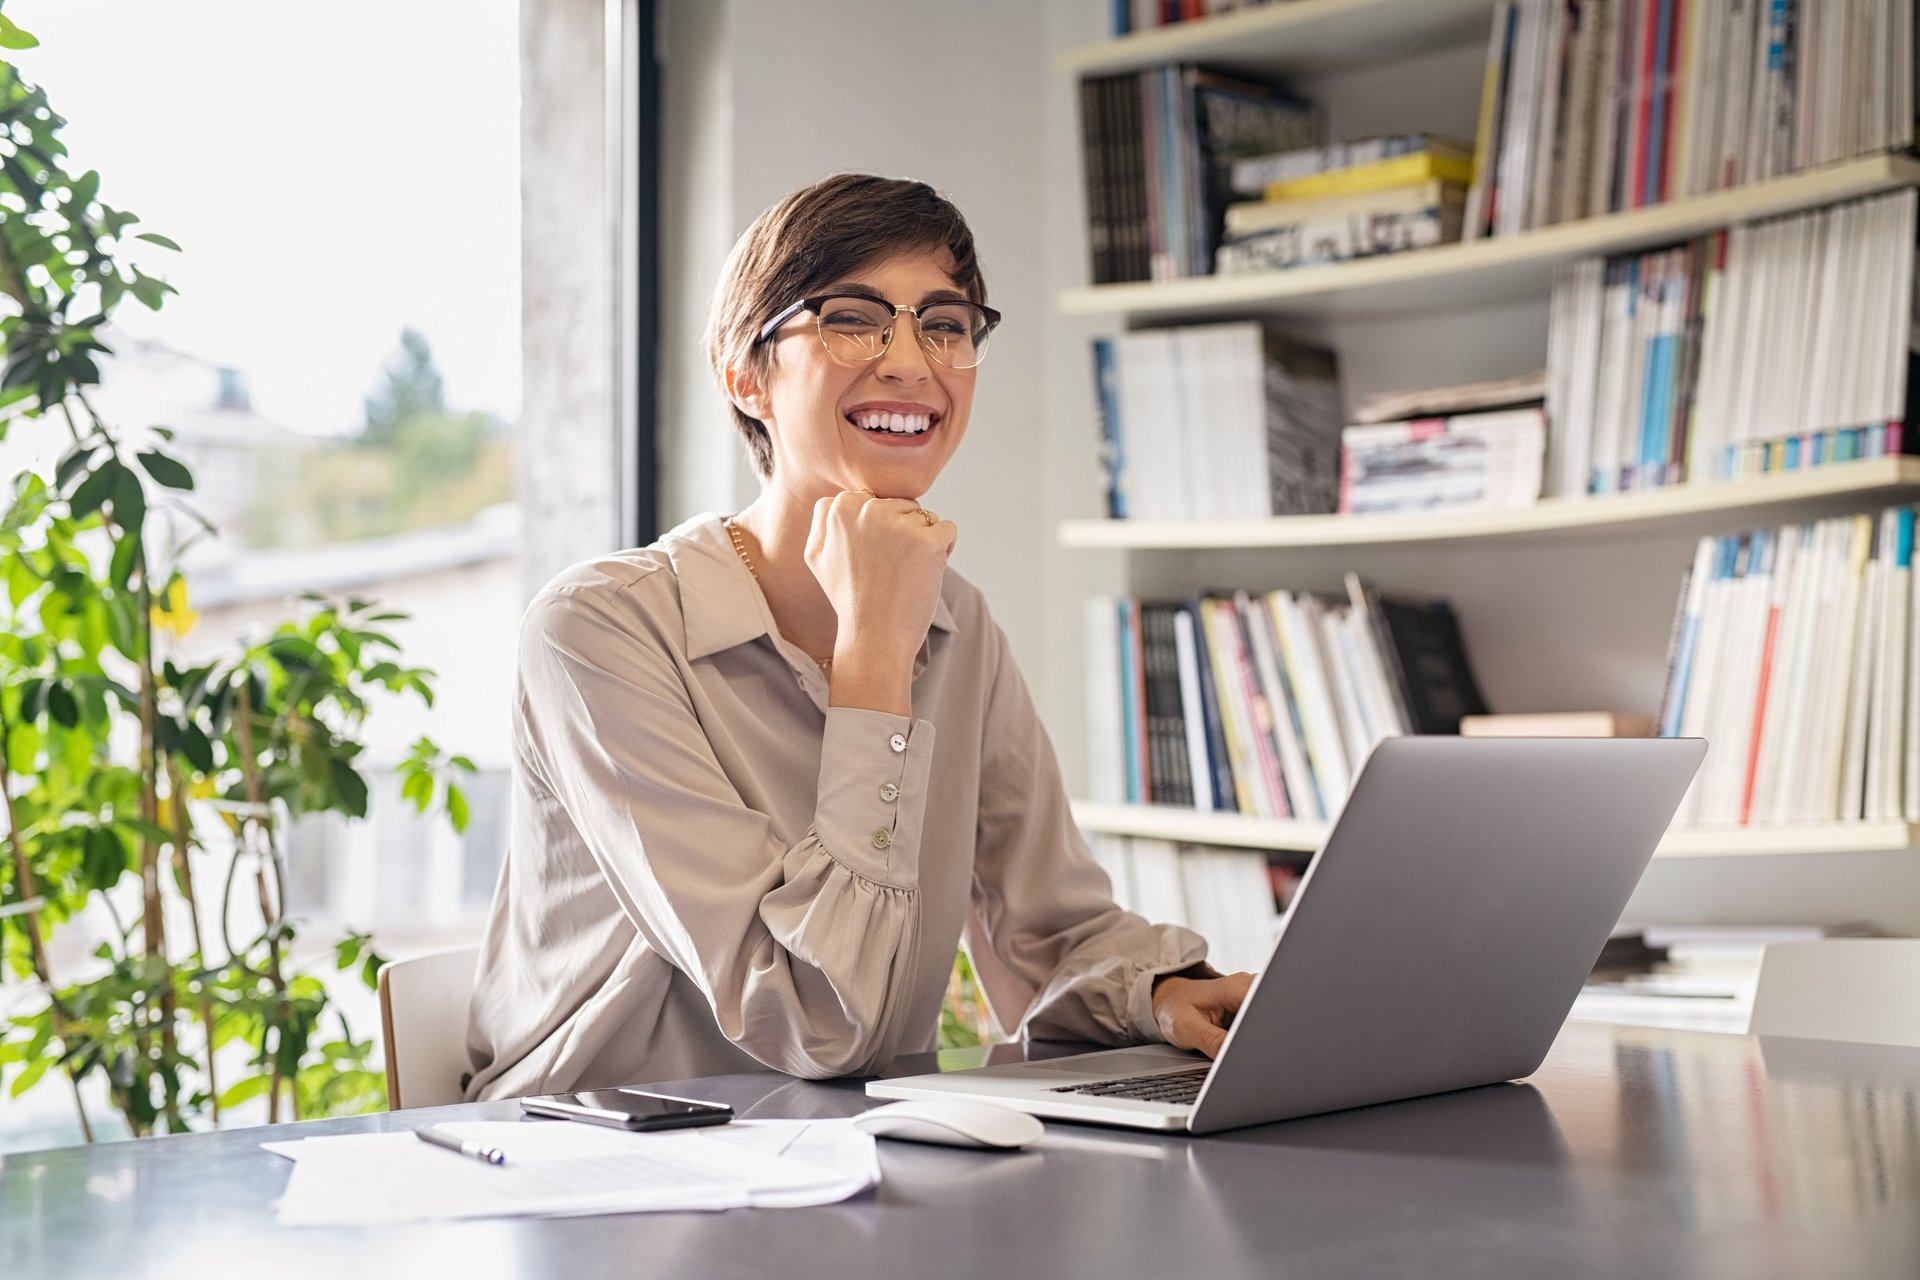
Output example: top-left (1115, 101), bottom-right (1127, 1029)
top-left (736, 248), bottom-right (979, 503)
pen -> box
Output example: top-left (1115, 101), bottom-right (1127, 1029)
top-left (414, 1125), bottom-right (507, 1166)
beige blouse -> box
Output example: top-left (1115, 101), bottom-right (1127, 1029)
top-left (464, 512), bottom-right (1206, 1100)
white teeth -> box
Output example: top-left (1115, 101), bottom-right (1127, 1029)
top-left (851, 411), bottom-right (933, 435)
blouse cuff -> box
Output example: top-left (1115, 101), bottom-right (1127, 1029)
top-left (813, 707), bottom-right (937, 890)
top-left (1127, 950), bottom-right (1215, 1044)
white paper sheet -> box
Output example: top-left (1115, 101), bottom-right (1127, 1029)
top-left (264, 1119), bottom-right (878, 1226)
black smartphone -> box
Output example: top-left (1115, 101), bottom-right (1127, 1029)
top-left (519, 1087), bottom-right (734, 1131)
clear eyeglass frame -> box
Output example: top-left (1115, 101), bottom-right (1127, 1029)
top-left (754, 293), bottom-right (1003, 370)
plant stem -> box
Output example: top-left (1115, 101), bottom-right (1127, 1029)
top-left (233, 677), bottom-right (288, 1124)
top-left (131, 545), bottom-right (182, 1133)
top-left (165, 757), bottom-right (219, 1126)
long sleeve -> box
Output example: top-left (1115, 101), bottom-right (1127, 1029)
top-left (963, 622), bottom-right (1209, 1045)
top-left (514, 581), bottom-right (935, 1078)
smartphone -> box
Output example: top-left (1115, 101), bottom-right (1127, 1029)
top-left (519, 1087), bottom-right (734, 1131)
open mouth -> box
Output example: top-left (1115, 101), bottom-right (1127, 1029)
top-left (846, 409), bottom-right (940, 437)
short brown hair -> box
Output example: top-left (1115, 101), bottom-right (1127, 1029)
top-left (704, 173), bottom-right (988, 480)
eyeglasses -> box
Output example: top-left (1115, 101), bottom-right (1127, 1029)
top-left (755, 293), bottom-right (1002, 370)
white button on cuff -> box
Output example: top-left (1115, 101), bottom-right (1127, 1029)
top-left (880, 782), bottom-right (900, 802)
top-left (888, 733), bottom-right (908, 753)
top-left (871, 828), bottom-right (893, 850)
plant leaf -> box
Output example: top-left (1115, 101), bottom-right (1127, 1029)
top-left (133, 232), bottom-right (182, 251)
top-left (134, 450), bottom-right (194, 491)
top-left (0, 15), bottom-right (41, 49)
top-left (67, 460), bottom-right (120, 520)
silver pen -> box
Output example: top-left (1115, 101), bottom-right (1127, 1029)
top-left (414, 1125), bottom-right (507, 1166)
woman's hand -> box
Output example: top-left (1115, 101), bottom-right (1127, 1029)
top-left (805, 489), bottom-right (957, 714)
top-left (1151, 972), bottom-right (1254, 1058)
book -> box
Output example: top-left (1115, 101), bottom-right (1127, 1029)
top-left (1213, 199), bottom-right (1464, 274)
top-left (1222, 179), bottom-right (1466, 239)
top-left (1230, 133), bottom-right (1472, 196)
top-left (1260, 145), bottom-right (1474, 202)
top-left (1352, 370), bottom-right (1549, 426)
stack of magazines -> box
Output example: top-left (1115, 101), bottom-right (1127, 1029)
top-left (1338, 371), bottom-right (1548, 516)
top-left (1216, 134), bottom-right (1471, 274)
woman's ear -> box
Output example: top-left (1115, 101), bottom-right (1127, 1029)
top-left (725, 364), bottom-right (773, 423)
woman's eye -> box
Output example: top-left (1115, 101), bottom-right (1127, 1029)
top-left (822, 310), bottom-right (880, 328)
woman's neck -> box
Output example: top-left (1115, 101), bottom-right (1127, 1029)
top-left (730, 486), bottom-right (838, 664)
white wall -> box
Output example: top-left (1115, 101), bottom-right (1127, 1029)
top-left (656, 0), bottom-right (1057, 703)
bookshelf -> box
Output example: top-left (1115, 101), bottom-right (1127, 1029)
top-left (1055, 0), bottom-right (1496, 78)
top-left (1057, 1), bottom-right (1920, 898)
top-left (1070, 801), bottom-right (1920, 861)
top-left (1061, 456), bottom-right (1920, 550)
top-left (1059, 153), bottom-right (1920, 321)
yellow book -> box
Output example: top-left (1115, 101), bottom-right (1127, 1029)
top-left (1264, 148), bottom-right (1475, 202)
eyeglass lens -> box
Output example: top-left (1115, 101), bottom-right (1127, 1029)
top-left (814, 296), bottom-right (992, 368)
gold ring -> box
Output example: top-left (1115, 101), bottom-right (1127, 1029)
top-left (916, 508), bottom-right (938, 526)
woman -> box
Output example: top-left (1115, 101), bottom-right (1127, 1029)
top-left (465, 173), bottom-right (1252, 1100)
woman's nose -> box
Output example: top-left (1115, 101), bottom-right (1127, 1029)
top-left (876, 314), bottom-right (934, 382)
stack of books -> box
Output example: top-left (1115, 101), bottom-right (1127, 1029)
top-left (1078, 65), bottom-right (1317, 283)
top-left (1464, 0), bottom-right (1920, 239)
top-left (1215, 135), bottom-right (1472, 274)
top-left (1090, 322), bottom-right (1344, 520)
top-left (1545, 188), bottom-right (1919, 498)
top-left (1339, 408), bottom-right (1547, 516)
top-left (1657, 505), bottom-right (1919, 828)
top-left (1088, 835), bottom-right (1301, 972)
top-left (1085, 578), bottom-right (1489, 821)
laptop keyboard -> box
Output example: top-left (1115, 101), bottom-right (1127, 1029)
top-left (1044, 1066), bottom-right (1210, 1106)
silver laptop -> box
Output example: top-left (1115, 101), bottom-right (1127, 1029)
top-left (868, 735), bottom-right (1707, 1134)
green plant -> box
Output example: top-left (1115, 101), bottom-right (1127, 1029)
top-left (0, 11), bottom-right (473, 1138)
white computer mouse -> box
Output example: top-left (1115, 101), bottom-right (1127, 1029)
top-left (850, 1099), bottom-right (1044, 1150)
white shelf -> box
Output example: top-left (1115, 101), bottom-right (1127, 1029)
top-left (1057, 154), bottom-right (1920, 321)
top-left (1058, 457), bottom-right (1920, 550)
top-left (1071, 800), bottom-right (1920, 860)
top-left (1056, 0), bottom-right (1496, 78)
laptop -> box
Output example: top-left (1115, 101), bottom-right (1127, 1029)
top-left (868, 735), bottom-right (1707, 1134)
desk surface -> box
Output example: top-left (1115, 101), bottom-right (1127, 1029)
top-left (5, 1020), bottom-right (1920, 1280)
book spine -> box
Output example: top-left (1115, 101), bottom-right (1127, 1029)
top-left (1171, 607), bottom-right (1216, 812)
top-left (1090, 337), bottom-right (1127, 519)
top-left (1185, 598), bottom-right (1237, 813)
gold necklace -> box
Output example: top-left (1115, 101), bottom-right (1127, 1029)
top-left (725, 517), bottom-right (831, 673)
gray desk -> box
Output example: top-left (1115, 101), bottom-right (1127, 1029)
top-left (5, 1020), bottom-right (1920, 1280)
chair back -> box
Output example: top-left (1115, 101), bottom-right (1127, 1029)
top-left (377, 945), bottom-right (481, 1109)
top-left (1750, 940), bottom-right (1920, 1047)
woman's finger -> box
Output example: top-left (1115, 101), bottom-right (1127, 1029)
top-left (1172, 1002), bottom-right (1230, 1059)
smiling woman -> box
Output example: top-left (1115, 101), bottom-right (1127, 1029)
top-left (462, 174), bottom-right (1254, 1102)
